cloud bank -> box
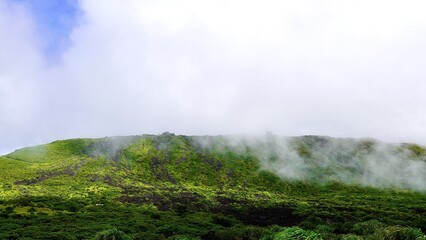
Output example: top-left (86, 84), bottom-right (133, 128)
top-left (1, 0), bottom-right (426, 153)
top-left (193, 134), bottom-right (426, 191)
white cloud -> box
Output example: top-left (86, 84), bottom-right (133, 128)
top-left (0, 1), bottom-right (44, 153)
top-left (1, 0), bottom-right (426, 153)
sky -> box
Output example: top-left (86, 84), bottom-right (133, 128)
top-left (1, 0), bottom-right (426, 154)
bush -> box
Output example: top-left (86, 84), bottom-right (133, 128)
top-left (368, 226), bottom-right (425, 240)
top-left (94, 227), bottom-right (132, 240)
top-left (211, 215), bottom-right (237, 227)
top-left (272, 227), bottom-right (322, 240)
top-left (316, 224), bottom-right (336, 234)
top-left (342, 234), bottom-right (364, 240)
top-left (352, 220), bottom-right (386, 236)
top-left (240, 226), bottom-right (267, 240)
top-left (212, 228), bottom-right (246, 240)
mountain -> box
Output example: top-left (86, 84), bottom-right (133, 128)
top-left (0, 133), bottom-right (425, 239)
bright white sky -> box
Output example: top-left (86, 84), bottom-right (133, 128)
top-left (1, 0), bottom-right (426, 153)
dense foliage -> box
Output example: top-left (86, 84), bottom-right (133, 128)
top-left (0, 133), bottom-right (425, 239)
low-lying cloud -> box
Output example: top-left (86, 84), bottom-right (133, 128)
top-left (194, 134), bottom-right (426, 191)
top-left (1, 0), bottom-right (426, 154)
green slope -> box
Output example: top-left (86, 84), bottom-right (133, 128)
top-left (0, 133), bottom-right (425, 239)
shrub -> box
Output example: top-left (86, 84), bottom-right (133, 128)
top-left (352, 220), bottom-right (386, 236)
top-left (6, 232), bottom-right (20, 240)
top-left (368, 226), bottom-right (425, 240)
top-left (94, 227), bottom-right (132, 240)
top-left (342, 234), bottom-right (364, 240)
top-left (241, 226), bottom-right (267, 240)
top-left (272, 227), bottom-right (322, 240)
top-left (211, 215), bottom-right (237, 227)
top-left (316, 224), bottom-right (336, 233)
top-left (212, 228), bottom-right (246, 240)
top-left (260, 225), bottom-right (286, 240)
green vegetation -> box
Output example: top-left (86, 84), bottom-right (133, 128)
top-left (0, 133), bottom-right (425, 239)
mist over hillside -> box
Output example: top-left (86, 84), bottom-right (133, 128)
top-left (192, 134), bottom-right (426, 191)
top-left (7, 133), bottom-right (425, 191)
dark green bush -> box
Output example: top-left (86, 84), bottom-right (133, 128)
top-left (342, 234), bottom-right (364, 240)
top-left (211, 227), bottom-right (246, 240)
top-left (352, 220), bottom-right (386, 236)
top-left (240, 226), bottom-right (267, 240)
top-left (211, 215), bottom-right (237, 227)
top-left (369, 226), bottom-right (425, 240)
top-left (272, 227), bottom-right (322, 240)
top-left (94, 227), bottom-right (132, 240)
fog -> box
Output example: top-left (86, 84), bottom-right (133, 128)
top-left (194, 134), bottom-right (426, 191)
top-left (2, 0), bottom-right (426, 154)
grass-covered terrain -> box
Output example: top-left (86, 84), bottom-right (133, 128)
top-left (0, 133), bottom-right (425, 239)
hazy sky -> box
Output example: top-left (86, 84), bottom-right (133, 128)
top-left (1, 0), bottom-right (426, 154)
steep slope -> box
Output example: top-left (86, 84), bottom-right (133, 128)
top-left (0, 133), bottom-right (425, 239)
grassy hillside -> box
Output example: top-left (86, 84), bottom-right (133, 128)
top-left (0, 133), bottom-right (425, 239)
